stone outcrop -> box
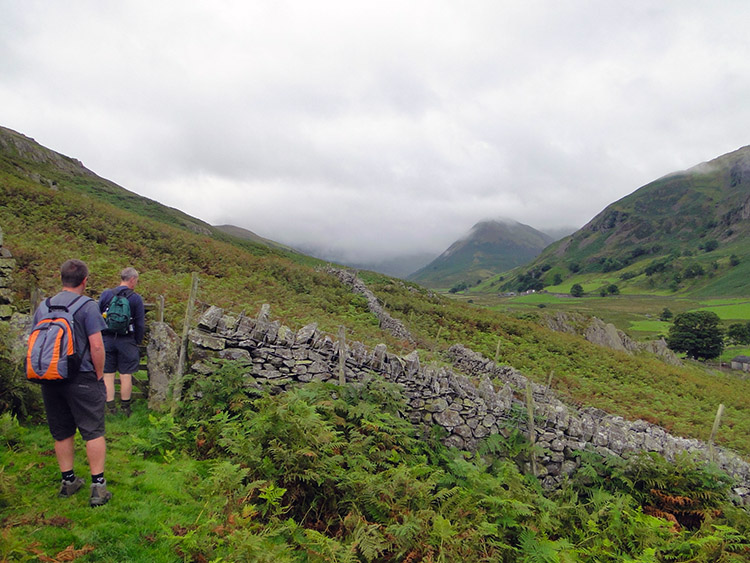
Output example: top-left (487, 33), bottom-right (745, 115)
top-left (0, 126), bottom-right (95, 182)
top-left (146, 322), bottom-right (180, 410)
top-left (186, 303), bottom-right (750, 504)
top-left (544, 311), bottom-right (681, 366)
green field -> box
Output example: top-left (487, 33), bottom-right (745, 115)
top-left (460, 290), bottom-right (750, 342)
top-left (628, 319), bottom-right (671, 335)
top-left (698, 299), bottom-right (750, 321)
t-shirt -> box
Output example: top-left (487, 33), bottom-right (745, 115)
top-left (33, 290), bottom-right (107, 373)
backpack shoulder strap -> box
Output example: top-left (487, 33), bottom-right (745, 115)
top-left (116, 287), bottom-right (133, 298)
top-left (47, 293), bottom-right (82, 312)
top-left (67, 295), bottom-right (92, 317)
top-left (36, 298), bottom-right (52, 316)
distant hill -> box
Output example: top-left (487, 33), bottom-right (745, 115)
top-left (214, 224), bottom-right (296, 253)
top-left (408, 219), bottom-right (554, 289)
top-left (498, 145), bottom-right (750, 296)
top-left (292, 244), bottom-right (437, 279)
top-left (347, 252), bottom-right (437, 279)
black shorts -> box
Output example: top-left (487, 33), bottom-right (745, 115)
top-left (103, 333), bottom-right (140, 374)
top-left (41, 372), bottom-right (106, 441)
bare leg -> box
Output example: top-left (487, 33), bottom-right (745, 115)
top-left (54, 436), bottom-right (76, 472)
top-left (119, 373), bottom-right (133, 401)
top-left (103, 373), bottom-right (116, 402)
top-left (86, 436), bottom-right (106, 475)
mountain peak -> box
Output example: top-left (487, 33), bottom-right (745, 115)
top-left (409, 219), bottom-right (553, 288)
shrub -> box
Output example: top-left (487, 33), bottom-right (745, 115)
top-left (659, 308), bottom-right (673, 321)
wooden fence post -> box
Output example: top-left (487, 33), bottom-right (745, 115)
top-left (526, 382), bottom-right (537, 477)
top-left (158, 295), bottom-right (165, 323)
top-left (338, 326), bottom-right (347, 386)
top-left (495, 337), bottom-right (502, 363)
top-left (171, 273), bottom-right (199, 413)
top-left (709, 403), bottom-right (724, 463)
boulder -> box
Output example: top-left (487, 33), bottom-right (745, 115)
top-left (147, 322), bottom-right (180, 411)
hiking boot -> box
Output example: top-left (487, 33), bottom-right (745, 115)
top-left (120, 402), bottom-right (131, 418)
top-left (58, 477), bottom-right (85, 498)
top-left (89, 481), bottom-right (112, 507)
top-left (106, 401), bottom-right (118, 415)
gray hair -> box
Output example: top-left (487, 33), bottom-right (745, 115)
top-left (120, 267), bottom-right (139, 281)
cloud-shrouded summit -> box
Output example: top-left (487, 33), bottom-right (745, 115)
top-left (1, 1), bottom-right (749, 264)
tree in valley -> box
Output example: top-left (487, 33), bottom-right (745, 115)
top-left (570, 283), bottom-right (584, 297)
top-left (727, 322), bottom-right (750, 345)
top-left (667, 311), bottom-right (725, 360)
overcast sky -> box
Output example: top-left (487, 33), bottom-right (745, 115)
top-left (2, 1), bottom-right (749, 264)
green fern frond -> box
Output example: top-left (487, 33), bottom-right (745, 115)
top-left (351, 521), bottom-right (390, 562)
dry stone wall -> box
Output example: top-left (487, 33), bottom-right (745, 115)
top-left (187, 303), bottom-right (750, 504)
top-left (0, 226), bottom-right (16, 320)
top-left (325, 267), bottom-right (415, 344)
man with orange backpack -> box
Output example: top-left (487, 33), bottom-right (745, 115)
top-left (28, 259), bottom-right (112, 506)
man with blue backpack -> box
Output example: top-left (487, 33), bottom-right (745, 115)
top-left (27, 259), bottom-right (112, 506)
top-left (99, 267), bottom-right (145, 417)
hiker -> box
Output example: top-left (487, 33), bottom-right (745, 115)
top-left (33, 259), bottom-right (112, 506)
top-left (99, 267), bottom-right (145, 417)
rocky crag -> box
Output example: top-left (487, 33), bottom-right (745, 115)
top-left (543, 311), bottom-right (681, 366)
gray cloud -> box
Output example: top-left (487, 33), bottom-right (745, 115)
top-left (2, 0), bottom-right (749, 263)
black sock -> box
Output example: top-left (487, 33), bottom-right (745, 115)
top-left (62, 470), bottom-right (76, 483)
top-left (91, 472), bottom-right (105, 485)
top-left (120, 399), bottom-right (131, 408)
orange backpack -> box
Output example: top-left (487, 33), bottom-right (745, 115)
top-left (26, 295), bottom-right (91, 382)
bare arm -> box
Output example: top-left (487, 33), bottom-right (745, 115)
top-left (89, 331), bottom-right (105, 380)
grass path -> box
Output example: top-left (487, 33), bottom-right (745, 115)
top-left (1, 405), bottom-right (205, 562)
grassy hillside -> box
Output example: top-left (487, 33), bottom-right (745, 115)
top-left (214, 223), bottom-right (297, 253)
top-left (359, 272), bottom-right (750, 456)
top-left (497, 145), bottom-right (750, 297)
